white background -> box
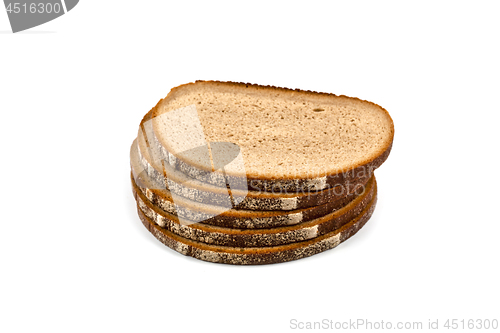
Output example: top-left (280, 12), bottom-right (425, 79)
top-left (1, 1), bottom-right (499, 332)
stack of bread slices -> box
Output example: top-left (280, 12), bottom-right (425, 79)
top-left (130, 81), bottom-right (394, 265)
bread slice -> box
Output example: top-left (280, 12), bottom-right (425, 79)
top-left (132, 172), bottom-right (376, 247)
top-left (150, 81), bottom-right (394, 192)
top-left (135, 193), bottom-right (377, 265)
top-left (134, 130), bottom-right (370, 211)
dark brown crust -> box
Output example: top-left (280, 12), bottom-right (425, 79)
top-left (133, 137), bottom-right (372, 211)
top-left (149, 80), bottom-right (394, 191)
top-left (131, 172), bottom-right (365, 229)
top-left (132, 174), bottom-right (376, 247)
top-left (135, 194), bottom-right (377, 265)
top-left (264, 174), bottom-right (371, 209)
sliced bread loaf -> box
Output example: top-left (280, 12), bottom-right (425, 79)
top-left (132, 173), bottom-right (376, 247)
top-left (136, 193), bottom-right (377, 265)
top-left (133, 133), bottom-right (368, 228)
top-left (131, 169), bottom-right (365, 229)
top-left (134, 131), bottom-right (370, 211)
top-left (150, 81), bottom-right (394, 192)
top-left (133, 138), bottom-right (369, 211)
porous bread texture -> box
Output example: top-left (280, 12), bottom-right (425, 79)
top-left (152, 81), bottom-right (394, 190)
top-left (136, 194), bottom-right (377, 265)
top-left (131, 173), bottom-right (376, 247)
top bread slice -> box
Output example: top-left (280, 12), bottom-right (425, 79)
top-left (150, 81), bottom-right (394, 192)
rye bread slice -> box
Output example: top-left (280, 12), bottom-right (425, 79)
top-left (149, 81), bottom-right (394, 192)
top-left (135, 193), bottom-right (377, 265)
top-left (134, 134), bottom-right (370, 211)
top-left (132, 173), bottom-right (376, 247)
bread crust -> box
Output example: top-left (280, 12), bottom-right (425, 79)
top-left (136, 193), bottom-right (376, 265)
top-left (149, 80), bottom-right (394, 192)
top-left (133, 139), bottom-right (371, 211)
top-left (132, 173), bottom-right (375, 247)
top-left (132, 171), bottom-right (366, 229)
